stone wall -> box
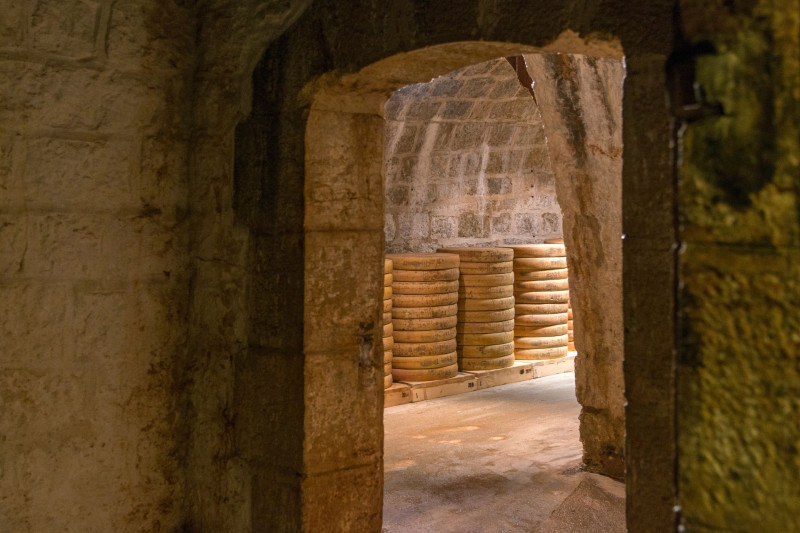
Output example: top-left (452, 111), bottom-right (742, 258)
top-left (0, 1), bottom-right (196, 530)
top-left (1, 1), bottom-right (696, 531)
top-left (384, 58), bottom-right (561, 253)
top-left (676, 1), bottom-right (800, 530)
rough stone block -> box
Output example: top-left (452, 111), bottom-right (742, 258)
top-left (305, 110), bottom-right (384, 230)
top-left (107, 1), bottom-right (194, 68)
top-left (487, 123), bottom-right (515, 146)
top-left (460, 179), bottom-right (478, 196)
top-left (458, 213), bottom-right (489, 238)
top-left (457, 78), bottom-right (493, 98)
top-left (393, 124), bottom-right (418, 154)
top-left (431, 215), bottom-right (456, 238)
top-left (487, 177), bottom-right (512, 195)
top-left (386, 185), bottom-right (409, 206)
top-left (139, 135), bottom-right (189, 210)
top-left (450, 123), bottom-right (484, 150)
top-left (29, 0), bottom-right (99, 57)
top-left (404, 101), bottom-right (441, 121)
top-left (303, 351), bottom-right (383, 473)
top-left (0, 283), bottom-right (71, 366)
top-left (523, 146), bottom-right (550, 169)
top-left (21, 137), bottom-right (135, 210)
top-left (491, 212), bottom-right (512, 234)
top-left (490, 78), bottom-right (523, 99)
top-left (432, 123), bottom-right (456, 150)
top-left (301, 462), bottom-right (382, 531)
top-left (17, 65), bottom-right (171, 132)
top-left (430, 78), bottom-right (461, 97)
top-left (0, 0), bottom-right (23, 46)
top-left (440, 101), bottom-right (472, 119)
top-left (303, 230), bottom-right (383, 352)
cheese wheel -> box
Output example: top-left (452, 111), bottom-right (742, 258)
top-left (383, 286), bottom-right (392, 299)
top-left (384, 360), bottom-right (392, 373)
top-left (384, 374), bottom-right (393, 389)
top-left (384, 259), bottom-right (393, 274)
top-left (382, 311), bottom-right (392, 324)
top-left (514, 303), bottom-right (570, 315)
top-left (514, 290), bottom-right (570, 304)
top-left (392, 292), bottom-right (460, 308)
top-left (393, 327), bottom-right (457, 343)
top-left (514, 335), bottom-right (569, 349)
top-left (458, 296), bottom-right (515, 311)
top-left (393, 339), bottom-right (457, 357)
top-left (383, 323), bottom-right (393, 337)
top-left (384, 273), bottom-right (393, 286)
top-left (511, 244), bottom-right (566, 257)
top-left (392, 267), bottom-right (459, 282)
top-left (392, 303), bottom-right (458, 319)
top-left (515, 313), bottom-right (568, 326)
top-left (383, 298), bottom-right (392, 313)
top-left (392, 280), bottom-right (460, 295)
top-left (387, 253), bottom-right (460, 271)
top-left (514, 324), bottom-right (568, 337)
top-left (437, 247), bottom-right (513, 262)
top-left (391, 351), bottom-right (458, 370)
top-left (515, 346), bottom-right (569, 360)
top-left (392, 363), bottom-right (459, 382)
top-left (459, 341), bottom-right (514, 358)
top-left (459, 272), bottom-right (514, 287)
top-left (458, 261), bottom-right (513, 274)
top-left (458, 354), bottom-right (515, 370)
top-left (514, 268), bottom-right (569, 281)
top-left (456, 308), bottom-right (516, 323)
top-left (457, 318), bottom-right (515, 334)
top-left (568, 319), bottom-right (574, 328)
top-left (544, 238), bottom-right (564, 244)
top-left (456, 330), bottom-right (514, 345)
top-left (514, 278), bottom-right (569, 291)
top-left (568, 308), bottom-right (574, 319)
top-left (383, 337), bottom-right (394, 351)
top-left (393, 315), bottom-right (458, 331)
top-left (458, 285), bottom-right (513, 298)
top-left (568, 341), bottom-right (575, 350)
top-left (513, 257), bottom-right (567, 270)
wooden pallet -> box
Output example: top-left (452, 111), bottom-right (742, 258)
top-left (384, 382), bottom-right (413, 408)
top-left (397, 372), bottom-right (477, 403)
top-left (384, 354), bottom-right (576, 408)
top-left (464, 361), bottom-right (535, 390)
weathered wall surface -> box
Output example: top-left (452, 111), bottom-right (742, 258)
top-left (185, 0), bottom-right (312, 530)
top-left (524, 54), bottom-right (625, 477)
top-left (0, 1), bottom-right (196, 530)
top-left (384, 58), bottom-right (561, 252)
top-left (676, 1), bottom-right (800, 530)
top-left (2, 0), bottom-right (683, 531)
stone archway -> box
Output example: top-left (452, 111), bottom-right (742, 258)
top-left (207, 6), bottom-right (676, 531)
top-left (303, 42), bottom-right (624, 527)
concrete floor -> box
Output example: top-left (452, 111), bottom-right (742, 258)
top-left (383, 373), bottom-right (625, 532)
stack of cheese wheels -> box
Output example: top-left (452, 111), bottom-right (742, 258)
top-left (544, 238), bottom-right (574, 351)
top-left (387, 253), bottom-right (461, 382)
top-left (511, 243), bottom-right (570, 360)
top-left (437, 247), bottom-right (515, 371)
top-left (382, 259), bottom-right (394, 389)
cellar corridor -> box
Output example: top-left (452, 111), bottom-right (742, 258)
top-left (383, 374), bottom-right (625, 532)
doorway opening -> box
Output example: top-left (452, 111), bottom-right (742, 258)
top-left (370, 52), bottom-right (624, 529)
